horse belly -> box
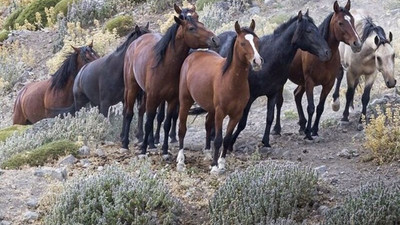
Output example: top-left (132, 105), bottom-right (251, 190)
top-left (21, 82), bottom-right (47, 123)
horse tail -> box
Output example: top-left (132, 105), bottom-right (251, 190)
top-left (13, 86), bottom-right (28, 124)
top-left (46, 104), bottom-right (76, 118)
top-left (188, 105), bottom-right (207, 115)
top-left (136, 88), bottom-right (145, 109)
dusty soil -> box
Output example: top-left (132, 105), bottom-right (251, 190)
top-left (1, 0), bottom-right (400, 224)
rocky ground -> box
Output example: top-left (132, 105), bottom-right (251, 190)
top-left (1, 0), bottom-right (400, 224)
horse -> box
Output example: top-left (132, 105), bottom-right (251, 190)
top-left (213, 10), bottom-right (332, 150)
top-left (71, 23), bottom-right (150, 117)
top-left (177, 20), bottom-right (263, 174)
top-left (121, 11), bottom-right (220, 158)
top-left (331, 9), bottom-right (396, 126)
top-left (13, 43), bottom-right (99, 125)
top-left (275, 0), bottom-right (363, 140)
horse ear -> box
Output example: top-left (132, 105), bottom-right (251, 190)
top-left (250, 19), bottom-right (255, 31)
top-left (389, 32), bottom-right (393, 43)
top-left (192, 5), bottom-right (196, 11)
top-left (174, 3), bottom-right (182, 15)
top-left (235, 21), bottom-right (241, 34)
top-left (89, 40), bottom-right (93, 48)
top-left (174, 16), bottom-right (183, 25)
top-left (374, 36), bottom-right (379, 46)
top-left (305, 9), bottom-right (309, 17)
top-left (345, 0), bottom-right (351, 11)
top-left (135, 24), bottom-right (140, 32)
top-left (297, 10), bottom-right (302, 21)
top-left (333, 1), bottom-right (340, 13)
top-left (71, 45), bottom-right (80, 53)
top-left (146, 22), bottom-right (149, 30)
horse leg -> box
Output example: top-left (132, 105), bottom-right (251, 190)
top-left (134, 96), bottom-right (145, 143)
top-left (342, 71), bottom-right (358, 122)
top-left (359, 74), bottom-right (376, 125)
top-left (169, 104), bottom-right (179, 143)
top-left (210, 109), bottom-right (224, 174)
top-left (205, 112), bottom-right (215, 150)
top-left (228, 97), bottom-right (255, 152)
top-left (294, 86), bottom-right (306, 134)
top-left (304, 80), bottom-right (315, 140)
top-left (218, 114), bottom-right (241, 172)
top-left (121, 85), bottom-right (139, 150)
top-left (261, 94), bottom-right (277, 147)
top-left (332, 65), bottom-right (344, 112)
top-left (161, 99), bottom-right (178, 157)
top-left (154, 102), bottom-right (165, 145)
top-left (177, 96), bottom-right (194, 172)
top-left (273, 87), bottom-right (284, 135)
top-left (99, 101), bottom-right (111, 117)
top-left (312, 81), bottom-right (335, 136)
top-left (141, 97), bottom-right (161, 155)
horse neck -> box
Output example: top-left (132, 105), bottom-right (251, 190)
top-left (163, 37), bottom-right (191, 70)
top-left (271, 24), bottom-right (300, 62)
top-left (225, 43), bottom-right (250, 84)
top-left (327, 20), bottom-right (341, 54)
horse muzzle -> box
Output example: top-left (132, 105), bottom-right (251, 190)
top-left (208, 36), bottom-right (220, 50)
top-left (350, 40), bottom-right (362, 53)
top-left (318, 49), bottom-right (332, 62)
top-left (251, 57), bottom-right (263, 71)
top-left (386, 79), bottom-right (396, 88)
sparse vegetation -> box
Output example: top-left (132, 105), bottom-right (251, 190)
top-left (53, 0), bottom-right (76, 17)
top-left (323, 181), bottom-right (400, 225)
top-left (1, 140), bottom-right (78, 169)
top-left (209, 161), bottom-right (318, 224)
top-left (14, 0), bottom-right (61, 28)
top-left (105, 15), bottom-right (134, 37)
top-left (0, 125), bottom-right (29, 142)
top-left (196, 0), bottom-right (218, 11)
top-left (0, 29), bottom-right (9, 41)
top-left (44, 164), bottom-right (182, 225)
top-left (3, 7), bottom-right (24, 30)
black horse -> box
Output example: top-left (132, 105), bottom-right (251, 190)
top-left (215, 11), bottom-right (331, 149)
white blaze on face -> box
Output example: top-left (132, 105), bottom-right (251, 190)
top-left (244, 34), bottom-right (262, 65)
top-left (187, 13), bottom-right (192, 16)
top-left (344, 15), bottom-right (360, 40)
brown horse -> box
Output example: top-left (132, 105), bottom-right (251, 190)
top-left (275, 0), bottom-right (362, 140)
top-left (13, 43), bottom-right (99, 124)
top-left (178, 20), bottom-right (263, 174)
top-left (121, 7), bottom-right (220, 158)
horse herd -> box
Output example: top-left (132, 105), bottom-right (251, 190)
top-left (11, 0), bottom-right (396, 174)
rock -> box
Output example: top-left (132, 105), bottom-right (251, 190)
top-left (119, 148), bottom-right (129, 154)
top-left (337, 148), bottom-right (359, 159)
top-left (314, 165), bottom-right (327, 176)
top-left (26, 199), bottom-right (39, 209)
top-left (95, 149), bottom-right (105, 157)
top-left (248, 6), bottom-right (260, 14)
top-left (0, 221), bottom-right (11, 225)
top-left (58, 154), bottom-right (77, 166)
top-left (24, 211), bottom-right (39, 221)
top-left (97, 166), bottom-right (104, 171)
top-left (78, 146), bottom-right (90, 156)
top-left (80, 159), bottom-right (91, 168)
top-left (0, 169), bottom-right (4, 176)
top-left (318, 205), bottom-right (329, 215)
top-left (34, 167), bottom-right (67, 181)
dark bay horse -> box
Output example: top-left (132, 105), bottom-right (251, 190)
top-left (276, 0), bottom-right (362, 140)
top-left (178, 20), bottom-right (263, 173)
top-left (13, 43), bottom-right (99, 125)
top-left (331, 9), bottom-right (396, 126)
top-left (122, 13), bottom-right (219, 158)
top-left (215, 11), bottom-right (331, 149)
top-left (72, 24), bottom-right (150, 116)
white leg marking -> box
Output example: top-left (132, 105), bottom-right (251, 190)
top-left (176, 149), bottom-right (186, 172)
top-left (218, 157), bottom-right (226, 171)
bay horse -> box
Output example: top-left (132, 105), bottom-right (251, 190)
top-left (72, 23), bottom-right (150, 117)
top-left (215, 11), bottom-right (332, 150)
top-left (275, 0), bottom-right (363, 140)
top-left (121, 12), bottom-right (220, 158)
top-left (13, 43), bottom-right (99, 125)
top-left (178, 20), bottom-right (263, 174)
top-left (331, 9), bottom-right (396, 126)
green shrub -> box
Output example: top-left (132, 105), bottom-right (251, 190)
top-left (209, 161), bottom-right (318, 224)
top-left (3, 7), bottom-right (24, 30)
top-left (0, 125), bottom-right (29, 142)
top-left (44, 165), bottom-right (182, 224)
top-left (1, 140), bottom-right (78, 169)
top-left (323, 181), bottom-right (400, 225)
top-left (0, 29), bottom-right (9, 42)
top-left (54, 0), bottom-right (77, 17)
top-left (147, 0), bottom-right (175, 13)
top-left (196, 0), bottom-right (218, 11)
top-left (15, 0), bottom-right (61, 28)
top-left (105, 15), bottom-right (134, 37)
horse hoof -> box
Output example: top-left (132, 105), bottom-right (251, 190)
top-left (138, 154), bottom-right (147, 159)
top-left (357, 124), bottom-right (364, 131)
top-left (259, 146), bottom-right (272, 155)
top-left (340, 120), bottom-right (350, 126)
top-left (162, 154), bottom-right (171, 161)
top-left (148, 144), bottom-right (157, 149)
top-left (203, 149), bottom-right (212, 161)
top-left (210, 166), bottom-right (224, 175)
top-left (331, 99), bottom-right (340, 112)
top-left (170, 138), bottom-right (178, 143)
top-left (271, 130), bottom-right (281, 136)
top-left (298, 130), bottom-right (305, 135)
top-left (177, 163), bottom-right (186, 172)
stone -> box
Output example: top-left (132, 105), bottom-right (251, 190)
top-left (24, 211), bottom-right (39, 221)
top-left (34, 167), bottom-right (67, 181)
top-left (0, 169), bottom-right (4, 176)
top-left (78, 146), bottom-right (90, 156)
top-left (95, 149), bottom-right (105, 157)
top-left (314, 165), bottom-right (327, 176)
top-left (119, 148), bottom-right (129, 154)
top-left (26, 199), bottom-right (39, 209)
top-left (80, 159), bottom-right (91, 168)
top-left (58, 154), bottom-right (77, 166)
top-left (248, 6), bottom-right (260, 14)
top-left (97, 166), bottom-right (104, 171)
top-left (318, 205), bottom-right (329, 215)
top-left (0, 221), bottom-right (11, 225)
top-left (337, 148), bottom-right (359, 159)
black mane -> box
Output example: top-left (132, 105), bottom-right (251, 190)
top-left (362, 16), bottom-right (388, 45)
top-left (50, 52), bottom-right (79, 90)
top-left (273, 17), bottom-right (299, 35)
top-left (115, 28), bottom-right (146, 53)
top-left (222, 28), bottom-right (257, 74)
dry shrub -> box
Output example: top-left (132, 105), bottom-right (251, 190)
top-left (215, 14), bottom-right (278, 36)
top-left (365, 104), bottom-right (400, 164)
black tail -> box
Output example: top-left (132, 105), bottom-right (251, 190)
top-left (188, 106), bottom-right (207, 115)
top-left (136, 88), bottom-right (145, 109)
top-left (47, 104), bottom-right (76, 118)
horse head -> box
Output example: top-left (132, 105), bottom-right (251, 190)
top-left (374, 32), bottom-right (396, 88)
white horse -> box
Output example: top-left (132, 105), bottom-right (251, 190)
top-left (331, 9), bottom-right (396, 126)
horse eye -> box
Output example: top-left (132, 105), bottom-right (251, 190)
top-left (339, 22), bottom-right (343, 26)
top-left (306, 29), bottom-right (312, 33)
top-left (393, 54), bottom-right (396, 59)
top-left (377, 56), bottom-right (382, 64)
top-left (189, 27), bottom-right (195, 31)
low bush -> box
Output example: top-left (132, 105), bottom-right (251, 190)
top-left (323, 181), bottom-right (400, 225)
top-left (53, 0), bottom-right (76, 17)
top-left (0, 29), bottom-right (9, 42)
top-left (196, 0), bottom-right (218, 11)
top-left (147, 0), bottom-right (176, 13)
top-left (44, 164), bottom-right (182, 224)
top-left (1, 140), bottom-right (78, 169)
top-left (105, 15), bottom-right (134, 37)
top-left (209, 161), bottom-right (318, 224)
top-left (0, 125), bottom-right (29, 142)
top-left (2, 7), bottom-right (24, 30)
top-left (14, 0), bottom-right (61, 28)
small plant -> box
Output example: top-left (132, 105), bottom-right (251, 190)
top-left (1, 140), bottom-right (78, 169)
top-left (14, 0), bottom-right (61, 29)
top-left (365, 104), bottom-right (400, 164)
top-left (209, 161), bottom-right (318, 224)
top-left (196, 0), bottom-right (218, 11)
top-left (0, 125), bottom-right (29, 142)
top-left (2, 7), bottom-right (24, 30)
top-left (147, 0), bottom-right (176, 13)
top-left (105, 15), bottom-right (134, 37)
top-left (0, 29), bottom-right (9, 42)
top-left (53, 0), bottom-right (76, 17)
top-left (44, 164), bottom-right (182, 224)
top-left (323, 181), bottom-right (400, 225)
top-left (284, 110), bottom-right (298, 120)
